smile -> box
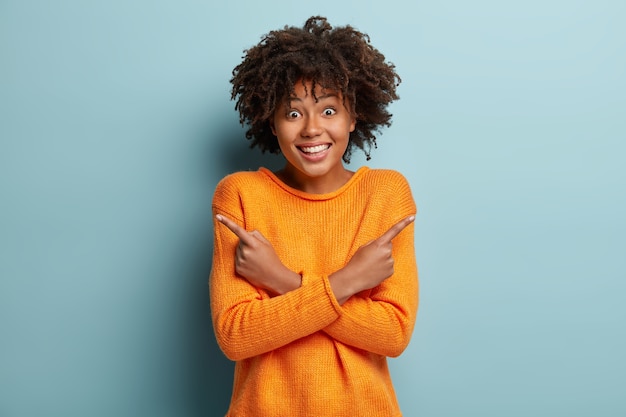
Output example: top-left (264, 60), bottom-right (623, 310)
top-left (298, 144), bottom-right (331, 154)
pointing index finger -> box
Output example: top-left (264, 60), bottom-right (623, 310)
top-left (216, 214), bottom-right (252, 243)
top-left (377, 215), bottom-right (415, 243)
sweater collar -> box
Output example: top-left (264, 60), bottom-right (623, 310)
top-left (258, 166), bottom-right (370, 201)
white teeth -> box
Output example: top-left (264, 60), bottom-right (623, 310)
top-left (300, 144), bottom-right (330, 154)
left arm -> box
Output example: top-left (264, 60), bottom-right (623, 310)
top-left (323, 220), bottom-right (418, 357)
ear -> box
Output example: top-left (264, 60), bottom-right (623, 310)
top-left (269, 117), bottom-right (276, 136)
top-left (349, 117), bottom-right (356, 133)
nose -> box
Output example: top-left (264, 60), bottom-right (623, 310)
top-left (301, 115), bottom-right (323, 138)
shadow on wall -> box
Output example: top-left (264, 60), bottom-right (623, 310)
top-left (201, 115), bottom-right (285, 415)
top-left (208, 115), bottom-right (285, 177)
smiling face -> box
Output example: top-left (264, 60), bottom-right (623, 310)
top-left (270, 80), bottom-right (356, 194)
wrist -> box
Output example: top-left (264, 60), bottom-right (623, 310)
top-left (273, 269), bottom-right (302, 295)
top-left (328, 268), bottom-right (358, 305)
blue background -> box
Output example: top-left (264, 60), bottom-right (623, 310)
top-left (1, 1), bottom-right (624, 416)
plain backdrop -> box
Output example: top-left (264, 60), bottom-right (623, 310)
top-left (1, 1), bottom-right (625, 416)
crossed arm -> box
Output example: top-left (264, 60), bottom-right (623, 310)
top-left (211, 213), bottom-right (417, 359)
top-left (215, 213), bottom-right (414, 305)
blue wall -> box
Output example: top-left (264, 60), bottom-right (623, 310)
top-left (1, 1), bottom-right (625, 416)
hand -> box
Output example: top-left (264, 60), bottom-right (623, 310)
top-left (330, 215), bottom-right (415, 304)
top-left (216, 214), bottom-right (301, 295)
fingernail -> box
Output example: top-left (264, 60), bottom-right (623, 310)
top-left (216, 214), bottom-right (223, 221)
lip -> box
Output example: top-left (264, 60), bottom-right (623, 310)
top-left (297, 143), bottom-right (332, 162)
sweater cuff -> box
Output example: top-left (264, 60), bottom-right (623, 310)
top-left (300, 271), bottom-right (344, 318)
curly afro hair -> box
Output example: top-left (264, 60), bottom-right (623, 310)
top-left (230, 16), bottom-right (401, 162)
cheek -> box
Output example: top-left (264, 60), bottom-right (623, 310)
top-left (273, 124), bottom-right (289, 143)
top-left (274, 130), bottom-right (293, 154)
top-left (332, 124), bottom-right (352, 142)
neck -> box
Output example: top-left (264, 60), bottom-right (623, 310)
top-left (277, 165), bottom-right (354, 194)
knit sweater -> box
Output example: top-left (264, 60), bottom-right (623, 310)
top-left (210, 166), bottom-right (418, 417)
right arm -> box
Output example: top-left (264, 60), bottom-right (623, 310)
top-left (209, 202), bottom-right (342, 361)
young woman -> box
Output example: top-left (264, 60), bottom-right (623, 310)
top-left (210, 16), bottom-right (418, 416)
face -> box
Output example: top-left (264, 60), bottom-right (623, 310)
top-left (270, 80), bottom-right (356, 194)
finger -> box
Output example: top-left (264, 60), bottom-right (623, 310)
top-left (249, 230), bottom-right (270, 244)
top-left (216, 214), bottom-right (254, 244)
top-left (377, 215), bottom-right (415, 243)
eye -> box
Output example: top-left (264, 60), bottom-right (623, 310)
top-left (323, 107), bottom-right (337, 116)
top-left (287, 110), bottom-right (301, 119)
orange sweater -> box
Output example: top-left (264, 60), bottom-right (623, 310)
top-left (210, 167), bottom-right (418, 417)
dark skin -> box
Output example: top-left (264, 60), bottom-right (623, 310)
top-left (215, 213), bottom-right (415, 305)
top-left (230, 17), bottom-right (400, 162)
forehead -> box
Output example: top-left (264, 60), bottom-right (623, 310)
top-left (288, 80), bottom-right (341, 100)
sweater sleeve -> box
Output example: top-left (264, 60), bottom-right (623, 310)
top-left (323, 224), bottom-right (418, 357)
top-left (209, 176), bottom-right (342, 361)
top-left (323, 174), bottom-right (419, 357)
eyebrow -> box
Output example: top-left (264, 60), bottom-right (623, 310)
top-left (287, 93), bottom-right (339, 102)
